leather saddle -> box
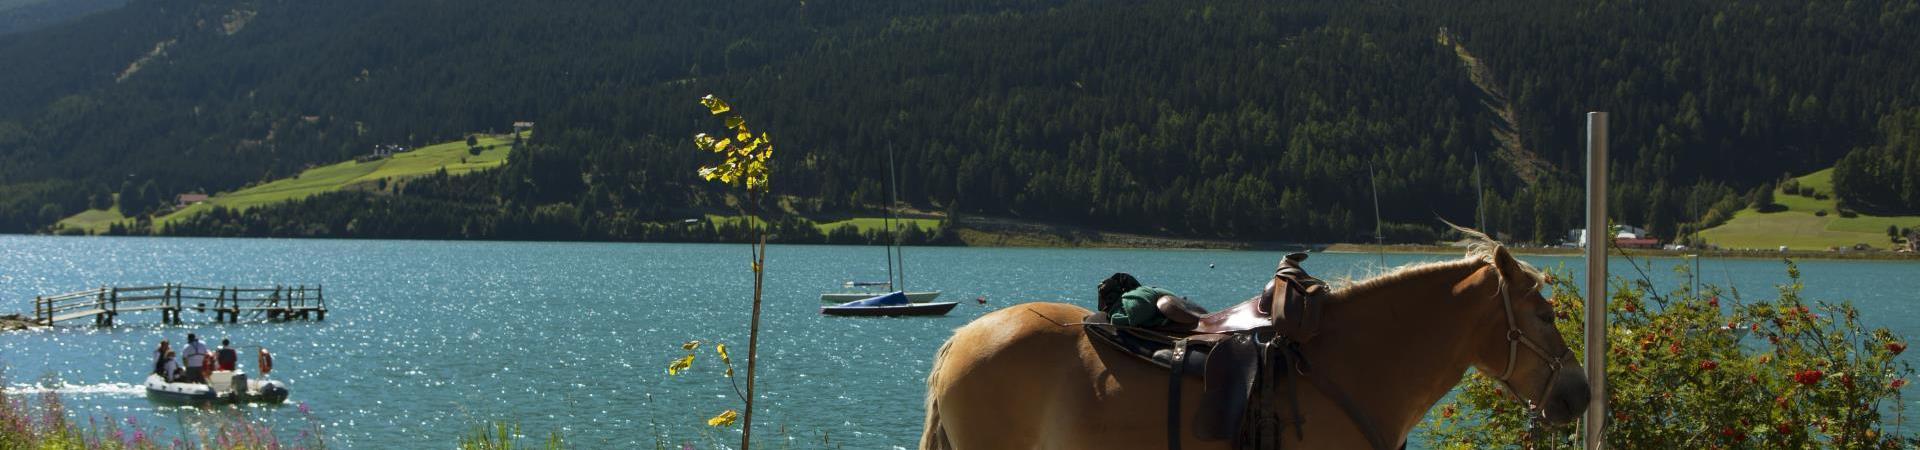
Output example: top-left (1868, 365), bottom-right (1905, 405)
top-left (1083, 253), bottom-right (1331, 449)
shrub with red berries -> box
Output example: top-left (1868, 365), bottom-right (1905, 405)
top-left (1425, 259), bottom-right (1917, 449)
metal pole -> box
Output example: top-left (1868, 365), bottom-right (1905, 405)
top-left (1584, 112), bottom-right (1609, 450)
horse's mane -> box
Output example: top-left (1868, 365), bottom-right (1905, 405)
top-left (1326, 225), bottom-right (1541, 303)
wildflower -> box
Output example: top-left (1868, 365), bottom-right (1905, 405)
top-left (1794, 369), bottom-right (1824, 386)
top-left (707, 409), bottom-right (740, 427)
top-left (681, 340), bottom-right (701, 350)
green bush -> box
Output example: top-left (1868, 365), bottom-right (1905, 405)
top-left (1423, 259), bottom-right (1916, 449)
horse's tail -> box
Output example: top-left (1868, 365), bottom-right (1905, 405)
top-left (919, 337), bottom-right (956, 450)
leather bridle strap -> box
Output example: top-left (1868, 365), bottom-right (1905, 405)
top-left (1488, 261), bottom-right (1575, 410)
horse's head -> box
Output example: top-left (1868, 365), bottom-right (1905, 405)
top-left (1468, 245), bottom-right (1590, 425)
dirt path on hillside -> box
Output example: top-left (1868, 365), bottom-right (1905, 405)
top-left (1439, 28), bottom-right (1554, 185)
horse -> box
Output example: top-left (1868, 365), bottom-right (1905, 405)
top-left (919, 240), bottom-right (1589, 449)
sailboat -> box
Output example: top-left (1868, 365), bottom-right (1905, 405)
top-left (820, 145), bottom-right (944, 304)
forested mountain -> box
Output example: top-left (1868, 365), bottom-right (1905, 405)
top-left (2, 0), bottom-right (1918, 244)
top-left (0, 0), bottom-right (124, 35)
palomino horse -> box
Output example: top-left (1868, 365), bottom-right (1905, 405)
top-left (919, 241), bottom-right (1589, 449)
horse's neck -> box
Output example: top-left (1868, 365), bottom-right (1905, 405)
top-left (1309, 263), bottom-right (1499, 440)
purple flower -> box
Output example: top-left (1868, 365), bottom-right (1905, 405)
top-left (298, 402), bottom-right (311, 415)
top-left (133, 429), bottom-right (146, 442)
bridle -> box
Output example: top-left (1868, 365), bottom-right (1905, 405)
top-left (1487, 260), bottom-right (1577, 415)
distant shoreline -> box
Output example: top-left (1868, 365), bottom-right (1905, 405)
top-left (1320, 243), bottom-right (1920, 261)
top-left (11, 228), bottom-right (1919, 261)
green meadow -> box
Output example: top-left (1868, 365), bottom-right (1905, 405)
top-left (701, 214), bottom-right (942, 234)
top-left (56, 134), bottom-right (516, 233)
top-left (1698, 168), bottom-right (1920, 250)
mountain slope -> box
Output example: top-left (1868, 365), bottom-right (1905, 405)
top-left (2, 0), bottom-right (1919, 244)
top-left (0, 0), bottom-right (124, 35)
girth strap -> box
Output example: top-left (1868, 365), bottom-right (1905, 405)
top-left (1168, 338), bottom-right (1190, 450)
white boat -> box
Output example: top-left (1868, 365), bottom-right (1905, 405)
top-left (822, 146), bottom-right (945, 305)
top-left (821, 282), bottom-right (942, 303)
top-left (144, 371), bottom-right (288, 404)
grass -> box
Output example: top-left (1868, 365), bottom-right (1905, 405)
top-left (700, 214), bottom-right (941, 234)
top-left (57, 134), bottom-right (516, 234)
top-left (811, 217), bottom-right (941, 233)
top-left (53, 206), bottom-right (127, 232)
top-left (1698, 168), bottom-right (1920, 250)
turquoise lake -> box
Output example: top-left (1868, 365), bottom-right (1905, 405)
top-left (1, 236), bottom-right (1916, 448)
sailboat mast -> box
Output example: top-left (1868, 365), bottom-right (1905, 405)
top-left (883, 150), bottom-right (897, 291)
top-left (1370, 162), bottom-right (1384, 267)
top-left (887, 145), bottom-right (907, 291)
top-left (1475, 152), bottom-right (1486, 232)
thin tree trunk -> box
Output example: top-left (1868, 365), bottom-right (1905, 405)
top-left (741, 233), bottom-right (767, 450)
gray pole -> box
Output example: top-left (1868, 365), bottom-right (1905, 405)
top-left (1584, 112), bottom-right (1609, 450)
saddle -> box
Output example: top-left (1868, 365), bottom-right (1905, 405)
top-left (1084, 253), bottom-right (1396, 450)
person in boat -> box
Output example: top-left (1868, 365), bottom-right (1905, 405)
top-left (1095, 272), bottom-right (1205, 328)
top-left (158, 350), bottom-right (180, 382)
top-left (216, 339), bottom-right (239, 371)
top-left (182, 333), bottom-right (211, 383)
top-left (152, 340), bottom-right (171, 376)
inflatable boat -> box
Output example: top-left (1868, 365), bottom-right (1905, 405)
top-left (144, 371), bottom-right (289, 404)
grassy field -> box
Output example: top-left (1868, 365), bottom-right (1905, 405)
top-left (56, 134), bottom-right (515, 233)
top-left (1698, 168), bottom-right (1920, 250)
top-left (701, 214), bottom-right (942, 234)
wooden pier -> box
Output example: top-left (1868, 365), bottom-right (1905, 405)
top-left (31, 285), bottom-right (327, 326)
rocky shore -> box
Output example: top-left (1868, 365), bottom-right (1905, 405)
top-left (1, 313), bottom-right (39, 331)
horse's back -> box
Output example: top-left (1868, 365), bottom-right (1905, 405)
top-left (923, 302), bottom-right (1195, 450)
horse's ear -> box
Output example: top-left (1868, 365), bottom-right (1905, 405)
top-left (1491, 245), bottom-right (1520, 276)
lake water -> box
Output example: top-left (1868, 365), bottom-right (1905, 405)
top-left (1, 236), bottom-right (1915, 448)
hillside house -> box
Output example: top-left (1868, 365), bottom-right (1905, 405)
top-left (176, 193), bottom-right (209, 207)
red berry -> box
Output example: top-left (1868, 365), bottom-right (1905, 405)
top-left (1892, 379), bottom-right (1908, 389)
top-left (1699, 360), bottom-right (1719, 371)
top-left (1777, 422), bottom-right (1794, 435)
top-left (1668, 343), bottom-right (1682, 354)
top-left (1890, 342), bottom-right (1908, 355)
top-left (1794, 369), bottom-right (1824, 386)
top-left (1708, 296), bottom-right (1720, 307)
